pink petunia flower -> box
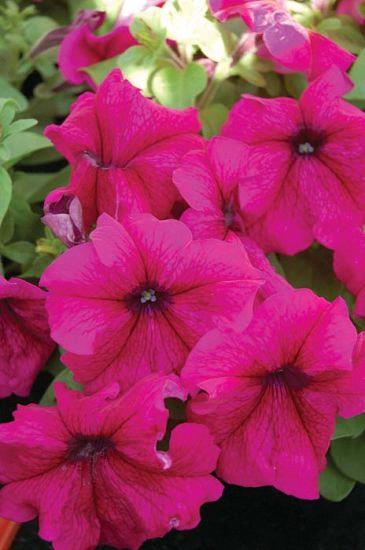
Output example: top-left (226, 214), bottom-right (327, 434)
top-left (337, 0), bottom-right (365, 24)
top-left (58, 11), bottom-right (136, 87)
top-left (333, 226), bottom-right (365, 317)
top-left (0, 277), bottom-right (55, 398)
top-left (221, 66), bottom-right (365, 254)
top-left (42, 193), bottom-right (86, 247)
top-left (0, 375), bottom-right (223, 550)
top-left (44, 69), bottom-right (203, 230)
top-left (181, 288), bottom-right (365, 499)
top-left (40, 213), bottom-right (263, 394)
top-left (209, 0), bottom-right (354, 80)
top-left (173, 136), bottom-right (290, 299)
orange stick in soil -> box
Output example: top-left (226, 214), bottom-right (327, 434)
top-left (0, 518), bottom-right (19, 550)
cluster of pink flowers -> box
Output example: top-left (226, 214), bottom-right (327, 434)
top-left (2, 1), bottom-right (365, 549)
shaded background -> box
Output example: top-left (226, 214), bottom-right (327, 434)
top-left (2, 373), bottom-right (365, 550)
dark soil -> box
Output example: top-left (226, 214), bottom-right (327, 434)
top-left (11, 484), bottom-right (365, 550)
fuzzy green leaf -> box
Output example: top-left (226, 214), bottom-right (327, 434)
top-left (333, 415), bottom-right (365, 440)
top-left (200, 103), bottom-right (228, 137)
top-left (320, 455), bottom-right (355, 501)
top-left (151, 62), bottom-right (207, 108)
top-left (40, 367), bottom-right (83, 407)
top-left (331, 433), bottom-right (365, 484)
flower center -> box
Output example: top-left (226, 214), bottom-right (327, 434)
top-left (125, 283), bottom-right (171, 313)
top-left (140, 288), bottom-right (157, 304)
top-left (223, 203), bottom-right (235, 228)
top-left (67, 435), bottom-right (114, 463)
top-left (291, 128), bottom-right (325, 156)
top-left (263, 365), bottom-right (311, 390)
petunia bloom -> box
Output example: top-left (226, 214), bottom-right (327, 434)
top-left (44, 69), bottom-right (203, 230)
top-left (221, 66), bottom-right (365, 254)
top-left (42, 193), bottom-right (86, 248)
top-left (173, 136), bottom-right (290, 300)
top-left (0, 375), bottom-right (223, 550)
top-left (40, 213), bottom-right (263, 394)
top-left (58, 11), bottom-right (136, 87)
top-left (333, 226), bottom-right (365, 318)
top-left (209, 0), bottom-right (354, 80)
top-left (0, 277), bottom-right (55, 398)
top-left (182, 288), bottom-right (365, 499)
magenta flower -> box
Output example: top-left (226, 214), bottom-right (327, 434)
top-left (40, 213), bottom-right (263, 394)
top-left (337, 0), bottom-right (365, 24)
top-left (0, 277), bottom-right (55, 398)
top-left (173, 136), bottom-right (290, 299)
top-left (44, 69), bottom-right (203, 230)
top-left (221, 67), bottom-right (365, 254)
top-left (0, 375), bottom-right (223, 549)
top-left (182, 289), bottom-right (365, 499)
top-left (42, 193), bottom-right (86, 247)
top-left (58, 11), bottom-right (136, 87)
top-left (333, 227), bottom-right (365, 318)
top-left (209, 1), bottom-right (354, 80)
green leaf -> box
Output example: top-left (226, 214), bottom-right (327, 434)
top-left (131, 7), bottom-right (166, 50)
top-left (83, 57), bottom-right (118, 86)
top-left (161, 0), bottom-right (232, 61)
top-left (195, 18), bottom-right (231, 62)
top-left (233, 62), bottom-right (266, 87)
top-left (9, 190), bottom-right (40, 242)
top-left (0, 211), bottom-right (14, 244)
top-left (40, 367), bottom-right (83, 407)
top-left (151, 63), bottom-right (207, 108)
top-left (331, 432), bottom-right (365, 483)
top-left (20, 253), bottom-right (54, 279)
top-left (346, 49), bottom-right (365, 101)
top-left (0, 76), bottom-right (28, 111)
top-left (2, 132), bottom-right (52, 167)
top-left (318, 17), bottom-right (365, 53)
top-left (333, 414), bottom-right (365, 440)
top-left (320, 455), bottom-right (355, 502)
top-left (0, 241), bottom-right (35, 265)
top-left (0, 167), bottom-right (12, 228)
top-left (284, 73), bottom-right (308, 99)
top-left (278, 245), bottom-right (345, 301)
top-left (118, 46), bottom-right (160, 94)
top-left (13, 166), bottom-right (71, 204)
top-left (23, 15), bottom-right (58, 45)
top-left (200, 103), bottom-right (228, 138)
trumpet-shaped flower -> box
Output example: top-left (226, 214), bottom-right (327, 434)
top-left (0, 376), bottom-right (223, 550)
top-left (209, 1), bottom-right (354, 80)
top-left (173, 137), bottom-right (290, 299)
top-left (40, 213), bottom-right (263, 394)
top-left (44, 69), bottom-right (203, 230)
top-left (182, 289), bottom-right (365, 499)
top-left (58, 11), bottom-right (136, 86)
top-left (0, 277), bottom-right (55, 398)
top-left (221, 67), bottom-right (365, 254)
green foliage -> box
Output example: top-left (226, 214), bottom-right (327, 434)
top-left (333, 414), bottom-right (365, 440)
top-left (0, 167), bottom-right (12, 229)
top-left (331, 433), bottom-right (365, 484)
top-left (277, 245), bottom-right (349, 302)
top-left (40, 367), bottom-right (83, 407)
top-left (151, 63), bottom-right (207, 108)
top-left (320, 456), bottom-right (356, 501)
top-left (317, 15), bottom-right (365, 53)
top-left (346, 49), bottom-right (365, 104)
top-left (199, 103), bottom-right (229, 137)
